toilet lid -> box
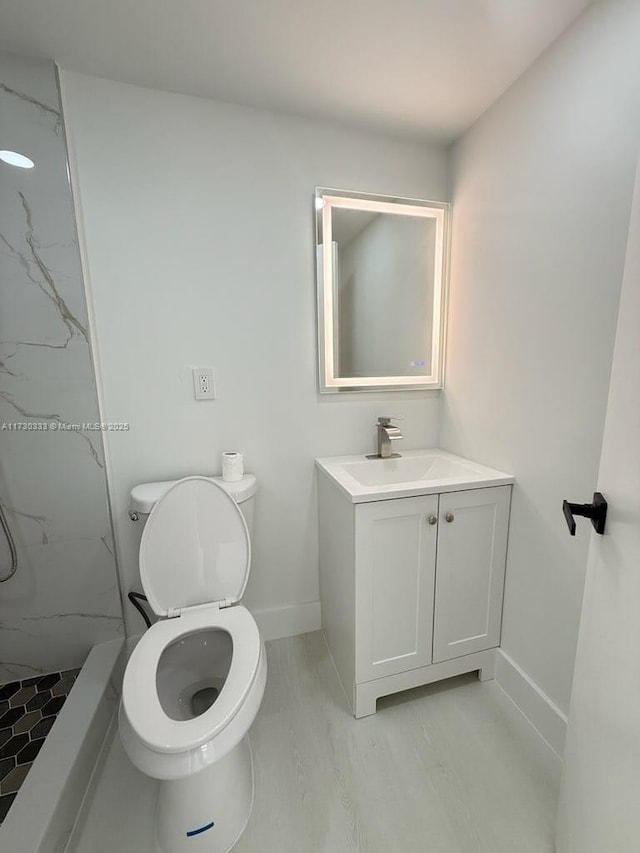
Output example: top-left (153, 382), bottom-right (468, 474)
top-left (139, 476), bottom-right (251, 616)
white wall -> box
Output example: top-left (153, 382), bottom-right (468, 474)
top-left (441, 0), bottom-right (640, 730)
top-left (60, 72), bottom-right (449, 635)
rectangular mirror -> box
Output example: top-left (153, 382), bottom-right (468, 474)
top-left (315, 187), bottom-right (449, 393)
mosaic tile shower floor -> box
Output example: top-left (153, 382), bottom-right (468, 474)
top-left (0, 668), bottom-right (80, 824)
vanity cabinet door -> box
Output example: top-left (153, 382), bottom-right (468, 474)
top-left (432, 486), bottom-right (511, 664)
top-left (355, 494), bottom-right (438, 682)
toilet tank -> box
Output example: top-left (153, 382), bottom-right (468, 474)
top-left (129, 474), bottom-right (258, 538)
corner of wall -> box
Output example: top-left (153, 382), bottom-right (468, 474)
top-left (57, 66), bottom-right (128, 633)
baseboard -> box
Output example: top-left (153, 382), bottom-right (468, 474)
top-left (494, 648), bottom-right (568, 758)
top-left (251, 601), bottom-right (322, 642)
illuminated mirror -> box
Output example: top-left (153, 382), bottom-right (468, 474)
top-left (315, 188), bottom-right (449, 393)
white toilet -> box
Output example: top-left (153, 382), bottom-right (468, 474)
top-left (119, 475), bottom-right (267, 853)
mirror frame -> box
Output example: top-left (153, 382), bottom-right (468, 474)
top-left (315, 187), bottom-right (450, 393)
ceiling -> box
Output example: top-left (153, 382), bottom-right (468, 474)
top-left (0, 0), bottom-right (591, 142)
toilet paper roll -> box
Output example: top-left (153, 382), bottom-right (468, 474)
top-left (222, 451), bottom-right (244, 483)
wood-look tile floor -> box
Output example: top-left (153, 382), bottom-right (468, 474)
top-left (70, 633), bottom-right (560, 853)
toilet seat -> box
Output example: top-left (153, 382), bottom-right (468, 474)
top-left (122, 476), bottom-right (260, 755)
top-left (122, 603), bottom-right (261, 754)
top-left (139, 476), bottom-right (251, 616)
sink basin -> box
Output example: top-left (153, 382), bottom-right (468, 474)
top-left (342, 454), bottom-right (477, 487)
top-left (316, 449), bottom-right (514, 503)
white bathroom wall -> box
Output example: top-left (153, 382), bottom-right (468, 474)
top-left (59, 72), bottom-right (449, 636)
top-left (441, 0), bottom-right (640, 748)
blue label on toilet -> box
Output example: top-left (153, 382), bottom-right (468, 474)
top-left (186, 821), bottom-right (215, 837)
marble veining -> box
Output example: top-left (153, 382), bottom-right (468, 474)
top-left (2, 191), bottom-right (89, 344)
top-left (0, 357), bottom-right (18, 377)
top-left (0, 505), bottom-right (48, 544)
top-left (100, 535), bottom-right (113, 555)
top-left (0, 188), bottom-right (104, 468)
top-left (0, 51), bottom-right (123, 684)
top-left (0, 81), bottom-right (61, 130)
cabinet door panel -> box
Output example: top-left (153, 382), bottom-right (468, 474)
top-left (355, 495), bottom-right (438, 682)
top-left (433, 486), bottom-right (511, 663)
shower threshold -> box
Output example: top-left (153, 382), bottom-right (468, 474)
top-left (0, 638), bottom-right (123, 853)
top-left (0, 668), bottom-right (80, 824)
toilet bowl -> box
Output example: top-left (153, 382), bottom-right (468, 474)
top-left (119, 475), bottom-right (267, 853)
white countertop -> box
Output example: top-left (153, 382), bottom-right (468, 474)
top-left (315, 449), bottom-right (514, 503)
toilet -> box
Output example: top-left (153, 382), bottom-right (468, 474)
top-left (119, 475), bottom-right (267, 853)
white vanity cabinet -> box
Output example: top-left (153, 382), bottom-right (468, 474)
top-left (317, 457), bottom-right (513, 718)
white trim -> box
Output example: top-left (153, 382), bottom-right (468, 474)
top-left (316, 188), bottom-right (449, 393)
top-left (0, 639), bottom-right (124, 853)
top-left (354, 649), bottom-right (496, 718)
top-left (323, 195), bottom-right (445, 218)
top-left (57, 67), bottom-right (127, 621)
top-left (251, 601), bottom-right (321, 642)
top-left (494, 648), bottom-right (568, 758)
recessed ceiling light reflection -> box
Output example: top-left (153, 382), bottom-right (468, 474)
top-left (0, 150), bottom-right (35, 169)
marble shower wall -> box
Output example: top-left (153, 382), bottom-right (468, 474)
top-left (0, 52), bottom-right (124, 682)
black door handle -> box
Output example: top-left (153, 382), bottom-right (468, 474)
top-left (562, 492), bottom-right (607, 536)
